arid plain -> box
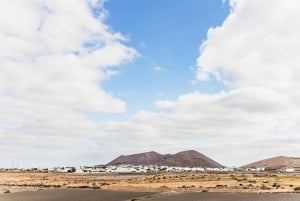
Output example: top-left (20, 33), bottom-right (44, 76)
top-left (2, 172), bottom-right (300, 194)
top-left (3, 172), bottom-right (300, 201)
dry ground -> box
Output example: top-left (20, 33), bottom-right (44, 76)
top-left (1, 172), bottom-right (300, 194)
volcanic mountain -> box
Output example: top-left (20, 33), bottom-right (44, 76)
top-left (107, 150), bottom-right (223, 168)
top-left (242, 156), bottom-right (300, 169)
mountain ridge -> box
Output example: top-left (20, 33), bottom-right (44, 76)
top-left (242, 156), bottom-right (300, 169)
top-left (106, 150), bottom-right (223, 168)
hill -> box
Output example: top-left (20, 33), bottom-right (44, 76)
top-left (242, 156), bottom-right (300, 169)
top-left (107, 150), bottom-right (223, 168)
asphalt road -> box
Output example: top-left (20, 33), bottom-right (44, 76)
top-left (2, 190), bottom-right (300, 201)
top-left (0, 189), bottom-right (156, 201)
top-left (147, 192), bottom-right (300, 201)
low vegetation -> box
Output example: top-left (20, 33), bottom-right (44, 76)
top-left (1, 172), bottom-right (300, 194)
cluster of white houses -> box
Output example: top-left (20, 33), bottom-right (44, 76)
top-left (2, 165), bottom-right (300, 173)
top-left (0, 166), bottom-right (76, 173)
top-left (0, 165), bottom-right (236, 173)
top-left (80, 165), bottom-right (239, 173)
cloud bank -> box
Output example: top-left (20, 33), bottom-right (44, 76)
top-left (0, 0), bottom-right (138, 167)
top-left (2, 0), bottom-right (300, 167)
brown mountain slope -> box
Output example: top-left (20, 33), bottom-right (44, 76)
top-left (242, 156), bottom-right (300, 169)
top-left (107, 151), bottom-right (164, 166)
top-left (163, 150), bottom-right (223, 167)
top-left (107, 150), bottom-right (223, 168)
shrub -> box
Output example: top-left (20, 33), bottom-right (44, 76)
top-left (260, 184), bottom-right (271, 190)
top-left (294, 187), bottom-right (300, 191)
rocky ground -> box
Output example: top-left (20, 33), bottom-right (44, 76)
top-left (1, 172), bottom-right (300, 195)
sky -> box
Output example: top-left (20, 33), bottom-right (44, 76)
top-left (1, 0), bottom-right (300, 168)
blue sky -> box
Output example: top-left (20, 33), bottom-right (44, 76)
top-left (100, 0), bottom-right (230, 117)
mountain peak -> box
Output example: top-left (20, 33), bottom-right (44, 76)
top-left (177, 150), bottom-right (199, 154)
top-left (106, 150), bottom-right (223, 168)
top-left (175, 150), bottom-right (202, 156)
top-left (242, 156), bottom-right (300, 169)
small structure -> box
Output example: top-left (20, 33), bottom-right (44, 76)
top-left (285, 167), bottom-right (300, 173)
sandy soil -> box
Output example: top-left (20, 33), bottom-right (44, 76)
top-left (1, 172), bottom-right (300, 195)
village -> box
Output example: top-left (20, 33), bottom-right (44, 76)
top-left (79, 164), bottom-right (235, 173)
top-left (0, 164), bottom-right (265, 174)
top-left (3, 164), bottom-right (300, 174)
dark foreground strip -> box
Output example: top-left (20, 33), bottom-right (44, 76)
top-left (0, 189), bottom-right (157, 201)
top-left (144, 192), bottom-right (300, 201)
top-left (3, 190), bottom-right (300, 201)
top-left (124, 192), bottom-right (179, 201)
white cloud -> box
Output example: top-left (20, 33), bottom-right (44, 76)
top-left (0, 0), bottom-right (138, 113)
top-left (198, 0), bottom-right (300, 89)
top-left (0, 0), bottom-right (138, 167)
top-left (196, 0), bottom-right (300, 126)
top-left (153, 66), bottom-right (166, 72)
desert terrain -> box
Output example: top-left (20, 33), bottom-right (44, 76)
top-left (2, 171), bottom-right (300, 195)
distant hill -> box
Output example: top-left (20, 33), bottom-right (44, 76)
top-left (242, 156), bottom-right (300, 169)
top-left (107, 150), bottom-right (223, 168)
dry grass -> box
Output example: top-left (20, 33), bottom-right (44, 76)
top-left (1, 172), bottom-right (300, 194)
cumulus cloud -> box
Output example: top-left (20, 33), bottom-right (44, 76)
top-left (0, 0), bottom-right (138, 167)
top-left (196, 0), bottom-right (300, 127)
top-left (0, 1), bottom-right (139, 113)
top-left (198, 0), bottom-right (300, 89)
